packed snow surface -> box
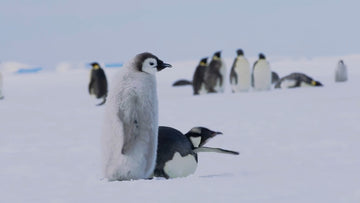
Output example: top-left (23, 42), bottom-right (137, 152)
top-left (1, 55), bottom-right (359, 202)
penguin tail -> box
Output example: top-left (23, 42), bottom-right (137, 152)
top-left (172, 79), bottom-right (192, 87)
top-left (194, 146), bottom-right (239, 155)
top-left (96, 97), bottom-right (106, 106)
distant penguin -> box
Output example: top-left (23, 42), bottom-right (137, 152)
top-left (192, 57), bottom-right (208, 95)
top-left (155, 126), bottom-right (239, 179)
top-left (102, 52), bottom-right (172, 181)
top-left (171, 57), bottom-right (208, 94)
top-left (275, 72), bottom-right (323, 89)
top-left (0, 72), bottom-right (4, 99)
top-left (335, 60), bottom-right (348, 82)
top-left (271, 71), bottom-right (280, 84)
top-left (230, 49), bottom-right (251, 92)
top-left (88, 62), bottom-right (108, 106)
top-left (252, 53), bottom-right (271, 91)
top-left (204, 51), bottom-right (226, 93)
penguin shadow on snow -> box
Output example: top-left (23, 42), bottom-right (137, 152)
top-left (155, 126), bottom-right (239, 179)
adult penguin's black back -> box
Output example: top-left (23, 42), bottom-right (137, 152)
top-left (192, 57), bottom-right (208, 95)
top-left (275, 72), bottom-right (323, 88)
top-left (155, 126), bottom-right (197, 178)
top-left (89, 62), bottom-right (108, 106)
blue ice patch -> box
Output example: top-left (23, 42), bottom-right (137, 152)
top-left (16, 67), bottom-right (43, 74)
top-left (105, 63), bottom-right (123, 68)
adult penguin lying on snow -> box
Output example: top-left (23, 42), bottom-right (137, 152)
top-left (275, 72), bottom-right (323, 89)
top-left (155, 126), bottom-right (239, 179)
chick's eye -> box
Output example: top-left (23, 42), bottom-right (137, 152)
top-left (149, 62), bottom-right (154, 66)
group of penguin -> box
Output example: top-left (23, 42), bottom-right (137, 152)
top-left (173, 49), bottom-right (348, 95)
top-left (89, 53), bottom-right (238, 181)
top-left (88, 52), bottom-right (348, 181)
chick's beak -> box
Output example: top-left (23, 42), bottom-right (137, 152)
top-left (160, 63), bottom-right (172, 68)
top-left (156, 60), bottom-right (172, 71)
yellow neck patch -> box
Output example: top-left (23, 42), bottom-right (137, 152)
top-left (213, 55), bottom-right (220, 60)
top-left (93, 64), bottom-right (100, 70)
top-left (200, 62), bottom-right (207, 66)
top-left (311, 80), bottom-right (316, 86)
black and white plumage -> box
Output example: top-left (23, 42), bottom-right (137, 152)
top-left (252, 53), bottom-right (271, 91)
top-left (0, 72), bottom-right (4, 100)
top-left (275, 72), bottom-right (323, 89)
top-left (192, 57), bottom-right (208, 95)
top-left (271, 71), bottom-right (280, 85)
top-left (102, 52), bottom-right (172, 181)
top-left (204, 51), bottom-right (226, 93)
top-left (335, 60), bottom-right (348, 82)
top-left (88, 62), bottom-right (108, 106)
top-left (171, 57), bottom-right (208, 95)
top-left (230, 49), bottom-right (251, 92)
top-left (155, 126), bottom-right (239, 179)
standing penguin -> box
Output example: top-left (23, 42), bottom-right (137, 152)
top-left (102, 52), bottom-right (172, 181)
top-left (204, 51), bottom-right (226, 93)
top-left (192, 57), bottom-right (208, 95)
top-left (252, 53), bottom-right (271, 91)
top-left (88, 62), bottom-right (108, 106)
top-left (230, 49), bottom-right (251, 92)
top-left (335, 60), bottom-right (348, 82)
top-left (0, 71), bottom-right (4, 100)
top-left (275, 72), bottom-right (323, 88)
top-left (155, 126), bottom-right (239, 179)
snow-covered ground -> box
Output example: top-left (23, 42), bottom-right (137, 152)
top-left (1, 55), bottom-right (359, 202)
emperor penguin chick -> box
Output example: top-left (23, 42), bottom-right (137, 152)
top-left (335, 60), bottom-right (348, 82)
top-left (252, 53), bottom-right (271, 91)
top-left (102, 52), bottom-right (172, 181)
top-left (88, 62), bottom-right (108, 106)
top-left (204, 51), bottom-right (226, 93)
top-left (230, 49), bottom-right (251, 92)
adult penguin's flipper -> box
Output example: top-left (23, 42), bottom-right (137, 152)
top-left (194, 146), bottom-right (239, 155)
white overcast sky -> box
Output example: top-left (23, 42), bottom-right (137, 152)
top-left (0, 0), bottom-right (359, 67)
